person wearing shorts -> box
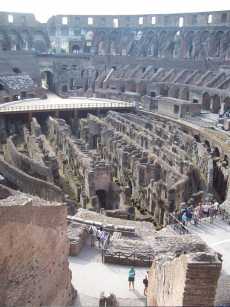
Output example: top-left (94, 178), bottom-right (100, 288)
top-left (128, 267), bottom-right (135, 289)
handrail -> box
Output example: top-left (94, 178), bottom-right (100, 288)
top-left (168, 213), bottom-right (190, 234)
top-left (0, 100), bottom-right (135, 113)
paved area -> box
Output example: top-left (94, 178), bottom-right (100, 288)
top-left (0, 94), bottom-right (135, 114)
top-left (69, 239), bottom-right (147, 306)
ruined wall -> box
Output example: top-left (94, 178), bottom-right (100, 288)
top-left (83, 113), bottom-right (191, 225)
top-left (0, 193), bottom-right (76, 306)
top-left (147, 252), bottom-right (222, 307)
top-left (46, 116), bottom-right (114, 209)
top-left (0, 156), bottom-right (63, 202)
top-left (4, 136), bottom-right (53, 182)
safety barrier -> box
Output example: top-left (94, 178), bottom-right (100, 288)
top-left (168, 213), bottom-right (190, 235)
top-left (0, 100), bottom-right (136, 113)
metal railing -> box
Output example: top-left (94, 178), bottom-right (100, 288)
top-left (168, 213), bottom-right (190, 235)
top-left (102, 248), bottom-right (154, 267)
top-left (0, 100), bottom-right (136, 113)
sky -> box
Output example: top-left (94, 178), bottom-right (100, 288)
top-left (0, 0), bottom-right (230, 22)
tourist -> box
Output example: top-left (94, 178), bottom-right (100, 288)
top-left (97, 226), bottom-right (103, 248)
top-left (203, 202), bottom-right (210, 218)
top-left (88, 225), bottom-right (98, 247)
top-left (193, 208), bottom-right (199, 226)
top-left (143, 271), bottom-right (149, 296)
top-left (182, 211), bottom-right (188, 226)
top-left (198, 203), bottom-right (204, 219)
top-left (209, 204), bottom-right (215, 224)
top-left (186, 207), bottom-right (193, 224)
top-left (213, 201), bottom-right (219, 217)
top-left (100, 230), bottom-right (108, 248)
top-left (128, 267), bottom-right (135, 289)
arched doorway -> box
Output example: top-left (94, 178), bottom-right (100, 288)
top-left (212, 95), bottom-right (221, 113)
top-left (96, 189), bottom-right (107, 209)
top-left (224, 97), bottom-right (230, 112)
top-left (0, 83), bottom-right (5, 91)
top-left (202, 92), bottom-right (211, 110)
top-left (72, 44), bottom-right (80, 54)
top-left (41, 71), bottom-right (54, 91)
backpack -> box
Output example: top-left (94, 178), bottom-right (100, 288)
top-left (143, 277), bottom-right (148, 286)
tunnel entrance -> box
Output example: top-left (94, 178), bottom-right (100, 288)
top-left (96, 189), bottom-right (107, 209)
top-left (41, 71), bottom-right (54, 91)
top-left (213, 161), bottom-right (228, 202)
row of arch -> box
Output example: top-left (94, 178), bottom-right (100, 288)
top-left (162, 86), bottom-right (230, 113)
top-left (67, 28), bottom-right (230, 59)
top-left (0, 29), bottom-right (50, 52)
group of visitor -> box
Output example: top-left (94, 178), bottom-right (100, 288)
top-left (176, 200), bottom-right (220, 226)
top-left (89, 225), bottom-right (109, 248)
top-left (128, 267), bottom-right (149, 296)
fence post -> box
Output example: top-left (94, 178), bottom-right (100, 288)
top-left (102, 248), bottom-right (104, 263)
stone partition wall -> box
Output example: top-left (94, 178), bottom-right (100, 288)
top-left (46, 116), bottom-right (115, 209)
top-left (0, 156), bottom-right (63, 202)
top-left (0, 193), bottom-right (76, 306)
top-left (147, 252), bottom-right (222, 307)
top-left (4, 136), bottom-right (53, 182)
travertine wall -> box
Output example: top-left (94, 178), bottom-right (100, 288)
top-left (0, 193), bottom-right (76, 306)
top-left (147, 252), bottom-right (222, 306)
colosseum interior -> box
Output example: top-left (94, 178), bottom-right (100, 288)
top-left (0, 8), bottom-right (230, 307)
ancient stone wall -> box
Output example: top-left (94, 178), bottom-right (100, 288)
top-left (4, 136), bottom-right (53, 182)
top-left (0, 193), bottom-right (76, 306)
top-left (46, 116), bottom-right (116, 209)
top-left (0, 156), bottom-right (63, 201)
top-left (81, 111), bottom-right (229, 223)
top-left (147, 252), bottom-right (222, 306)
top-left (83, 114), bottom-right (189, 225)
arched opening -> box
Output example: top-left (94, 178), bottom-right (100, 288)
top-left (160, 85), bottom-right (169, 96)
top-left (72, 44), bottom-right (80, 54)
top-left (21, 30), bottom-right (31, 50)
top-left (0, 31), bottom-right (8, 51)
top-left (8, 30), bottom-right (22, 51)
top-left (194, 134), bottom-right (201, 143)
top-left (33, 32), bottom-right (49, 53)
top-left (213, 147), bottom-right (220, 158)
top-left (209, 31), bottom-right (224, 58)
top-left (0, 83), bottom-right (5, 91)
top-left (180, 87), bottom-right (189, 100)
top-left (128, 180), bottom-right (133, 197)
top-left (202, 92), bottom-right (211, 110)
top-left (224, 155), bottom-right (229, 167)
top-left (41, 71), bottom-right (54, 91)
top-left (184, 31), bottom-right (194, 58)
top-left (204, 140), bottom-right (211, 153)
top-left (213, 161), bottom-right (228, 202)
top-left (169, 86), bottom-right (180, 98)
top-left (224, 97), bottom-right (230, 112)
top-left (62, 85), bottom-right (68, 93)
top-left (212, 95), bottom-right (221, 113)
top-left (158, 31), bottom-right (167, 57)
top-left (96, 189), bottom-right (107, 209)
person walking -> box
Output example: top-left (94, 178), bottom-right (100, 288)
top-left (128, 267), bottom-right (135, 290)
top-left (97, 226), bottom-right (103, 248)
top-left (143, 272), bottom-right (149, 296)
